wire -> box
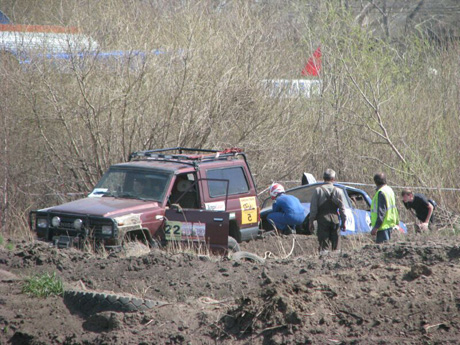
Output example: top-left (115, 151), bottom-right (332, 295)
top-left (336, 182), bottom-right (460, 192)
top-left (272, 181), bottom-right (460, 192)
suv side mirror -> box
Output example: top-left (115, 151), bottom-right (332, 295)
top-left (170, 203), bottom-right (184, 213)
top-left (302, 173), bottom-right (316, 185)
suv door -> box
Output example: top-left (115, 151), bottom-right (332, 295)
top-left (162, 208), bottom-right (229, 254)
top-left (201, 165), bottom-right (259, 242)
top-left (343, 188), bottom-right (372, 234)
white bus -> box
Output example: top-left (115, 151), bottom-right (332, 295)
top-left (0, 23), bottom-right (98, 57)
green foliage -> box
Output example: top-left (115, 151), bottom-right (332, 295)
top-left (0, 236), bottom-right (13, 250)
top-left (22, 272), bottom-right (64, 298)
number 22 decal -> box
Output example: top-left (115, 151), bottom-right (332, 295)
top-left (165, 221), bottom-right (182, 240)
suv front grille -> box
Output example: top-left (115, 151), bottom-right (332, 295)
top-left (43, 213), bottom-right (116, 237)
top-left (60, 219), bottom-right (77, 231)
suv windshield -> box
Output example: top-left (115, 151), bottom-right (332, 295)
top-left (90, 167), bottom-right (172, 202)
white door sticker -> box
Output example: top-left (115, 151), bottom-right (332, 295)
top-left (205, 201), bottom-right (226, 211)
top-left (344, 208), bottom-right (355, 231)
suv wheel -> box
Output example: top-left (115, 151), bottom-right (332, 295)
top-left (229, 221), bottom-right (241, 243)
top-left (228, 236), bottom-right (240, 252)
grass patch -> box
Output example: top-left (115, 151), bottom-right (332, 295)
top-left (0, 235), bottom-right (14, 251)
top-left (22, 272), bottom-right (64, 298)
top-left (0, 235), bottom-right (14, 250)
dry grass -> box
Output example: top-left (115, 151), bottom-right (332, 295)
top-left (242, 229), bottom-right (441, 260)
top-left (342, 233), bottom-right (375, 251)
top-left (164, 238), bottom-right (221, 260)
top-left (122, 241), bottom-right (151, 258)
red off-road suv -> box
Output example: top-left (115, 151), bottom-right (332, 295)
top-left (29, 148), bottom-right (260, 252)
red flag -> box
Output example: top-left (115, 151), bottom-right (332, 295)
top-left (302, 46), bottom-right (321, 77)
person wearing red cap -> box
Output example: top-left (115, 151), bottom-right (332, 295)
top-left (267, 183), bottom-right (305, 235)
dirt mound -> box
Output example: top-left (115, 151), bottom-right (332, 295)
top-left (0, 235), bottom-right (459, 344)
top-left (220, 276), bottom-right (304, 338)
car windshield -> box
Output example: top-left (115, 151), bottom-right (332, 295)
top-left (90, 167), bottom-right (172, 202)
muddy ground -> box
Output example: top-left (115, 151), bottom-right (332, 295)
top-left (0, 232), bottom-right (459, 345)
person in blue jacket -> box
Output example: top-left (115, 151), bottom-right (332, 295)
top-left (267, 183), bottom-right (305, 235)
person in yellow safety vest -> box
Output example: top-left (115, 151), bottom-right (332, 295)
top-left (370, 172), bottom-right (400, 243)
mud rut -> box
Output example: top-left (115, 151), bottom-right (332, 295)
top-left (0, 235), bottom-right (459, 345)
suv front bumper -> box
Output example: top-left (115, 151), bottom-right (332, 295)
top-left (29, 211), bottom-right (120, 249)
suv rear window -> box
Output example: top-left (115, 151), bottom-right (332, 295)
top-left (207, 167), bottom-right (249, 197)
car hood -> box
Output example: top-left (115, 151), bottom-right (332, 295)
top-left (40, 197), bottom-right (161, 218)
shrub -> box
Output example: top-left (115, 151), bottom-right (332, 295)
top-left (22, 272), bottom-right (64, 298)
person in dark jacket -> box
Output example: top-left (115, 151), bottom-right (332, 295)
top-left (401, 188), bottom-right (435, 231)
top-left (309, 169), bottom-right (347, 252)
top-left (267, 183), bottom-right (305, 235)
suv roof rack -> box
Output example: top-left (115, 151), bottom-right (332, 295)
top-left (128, 147), bottom-right (246, 165)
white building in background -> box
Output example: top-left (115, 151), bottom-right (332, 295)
top-left (0, 11), bottom-right (165, 72)
top-left (0, 24), bottom-right (99, 56)
top-left (262, 79), bottom-right (321, 99)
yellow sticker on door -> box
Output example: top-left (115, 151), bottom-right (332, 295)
top-left (165, 221), bottom-right (182, 241)
top-left (240, 197), bottom-right (257, 225)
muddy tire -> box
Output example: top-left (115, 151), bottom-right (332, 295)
top-left (228, 236), bottom-right (240, 252)
top-left (64, 290), bottom-right (166, 315)
top-left (231, 251), bottom-right (265, 264)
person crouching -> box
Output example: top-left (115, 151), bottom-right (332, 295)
top-left (267, 183), bottom-right (305, 235)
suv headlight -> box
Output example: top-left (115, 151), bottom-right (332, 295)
top-left (51, 216), bottom-right (61, 227)
top-left (101, 225), bottom-right (112, 235)
top-left (74, 219), bottom-right (83, 230)
top-left (37, 218), bottom-right (48, 228)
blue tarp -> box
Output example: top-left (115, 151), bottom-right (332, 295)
top-left (0, 10), bottom-right (11, 24)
